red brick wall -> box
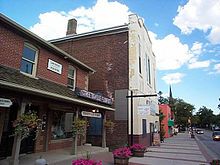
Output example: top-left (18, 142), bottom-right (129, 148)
top-left (159, 104), bottom-right (171, 138)
top-left (53, 32), bottom-right (129, 100)
top-left (0, 23), bottom-right (88, 89)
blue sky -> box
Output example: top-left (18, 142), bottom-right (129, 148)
top-left (1, 0), bottom-right (220, 114)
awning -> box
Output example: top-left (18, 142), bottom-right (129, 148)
top-left (168, 120), bottom-right (174, 126)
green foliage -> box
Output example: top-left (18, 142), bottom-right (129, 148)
top-left (196, 106), bottom-right (215, 128)
top-left (11, 111), bottom-right (41, 140)
top-left (210, 159), bottom-right (220, 165)
top-left (72, 119), bottom-right (87, 137)
top-left (159, 110), bottom-right (165, 140)
top-left (158, 91), bottom-right (169, 104)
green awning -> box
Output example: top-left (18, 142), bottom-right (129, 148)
top-left (168, 120), bottom-right (174, 126)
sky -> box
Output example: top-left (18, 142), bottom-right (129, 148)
top-left (0, 0), bottom-right (220, 114)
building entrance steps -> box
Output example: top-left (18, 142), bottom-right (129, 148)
top-left (0, 145), bottom-right (109, 165)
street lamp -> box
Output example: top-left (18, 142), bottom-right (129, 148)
top-left (126, 90), bottom-right (157, 146)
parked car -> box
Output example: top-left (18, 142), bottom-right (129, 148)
top-left (196, 129), bottom-right (204, 134)
top-left (212, 131), bottom-right (220, 141)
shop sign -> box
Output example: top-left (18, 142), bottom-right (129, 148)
top-left (153, 133), bottom-right (160, 146)
top-left (138, 102), bottom-right (156, 116)
top-left (75, 87), bottom-right (112, 105)
top-left (47, 59), bottom-right (62, 74)
top-left (0, 98), bottom-right (12, 107)
top-left (81, 111), bottom-right (101, 118)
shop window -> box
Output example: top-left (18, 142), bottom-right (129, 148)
top-left (142, 119), bottom-right (147, 137)
top-left (20, 43), bottom-right (38, 76)
top-left (51, 111), bottom-right (74, 140)
top-left (67, 65), bottom-right (76, 90)
top-left (88, 118), bottom-right (102, 136)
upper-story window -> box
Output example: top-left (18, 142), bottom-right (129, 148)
top-left (138, 36), bottom-right (142, 74)
top-left (67, 65), bottom-right (76, 90)
top-left (20, 43), bottom-right (38, 76)
top-left (148, 58), bottom-right (151, 85)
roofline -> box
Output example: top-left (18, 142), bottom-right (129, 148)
top-left (0, 13), bottom-right (95, 73)
top-left (49, 24), bottom-right (129, 43)
top-left (0, 80), bottom-right (115, 111)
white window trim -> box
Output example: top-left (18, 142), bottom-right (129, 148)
top-left (67, 65), bottom-right (76, 90)
top-left (20, 43), bottom-right (38, 78)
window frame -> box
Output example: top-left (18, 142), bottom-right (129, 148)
top-left (67, 65), bottom-right (76, 90)
top-left (20, 43), bottom-right (38, 77)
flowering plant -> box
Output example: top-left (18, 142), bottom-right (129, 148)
top-left (12, 111), bottom-right (42, 140)
top-left (113, 147), bottom-right (132, 158)
top-left (72, 158), bottom-right (102, 165)
top-left (104, 121), bottom-right (114, 134)
top-left (130, 144), bottom-right (147, 152)
top-left (72, 119), bottom-right (87, 137)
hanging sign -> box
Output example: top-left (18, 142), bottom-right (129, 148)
top-left (81, 111), bottom-right (101, 118)
top-left (0, 98), bottom-right (12, 107)
top-left (75, 87), bottom-right (113, 105)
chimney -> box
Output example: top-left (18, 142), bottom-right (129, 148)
top-left (66, 18), bottom-right (77, 35)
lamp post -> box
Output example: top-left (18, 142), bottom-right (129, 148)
top-left (126, 91), bottom-right (157, 146)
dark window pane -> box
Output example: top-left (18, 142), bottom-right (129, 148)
top-left (68, 69), bottom-right (74, 77)
top-left (20, 59), bottom-right (33, 74)
top-left (88, 118), bottom-right (102, 136)
top-left (68, 78), bottom-right (74, 86)
top-left (22, 45), bottom-right (36, 62)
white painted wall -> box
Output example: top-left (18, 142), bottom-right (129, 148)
top-left (128, 14), bottom-right (159, 135)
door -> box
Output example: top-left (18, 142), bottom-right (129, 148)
top-left (150, 123), bottom-right (154, 146)
top-left (0, 103), bottom-right (18, 159)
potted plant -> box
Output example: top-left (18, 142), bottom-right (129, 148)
top-left (72, 119), bottom-right (87, 137)
top-left (72, 158), bottom-right (102, 165)
top-left (130, 144), bottom-right (147, 157)
top-left (113, 147), bottom-right (131, 165)
top-left (12, 111), bottom-right (42, 140)
top-left (105, 121), bottom-right (115, 134)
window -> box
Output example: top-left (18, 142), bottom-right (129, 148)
top-left (142, 119), bottom-right (147, 137)
top-left (67, 65), bottom-right (76, 90)
top-left (138, 36), bottom-right (142, 74)
top-left (148, 59), bottom-right (151, 85)
top-left (20, 44), bottom-right (38, 76)
top-left (51, 111), bottom-right (74, 140)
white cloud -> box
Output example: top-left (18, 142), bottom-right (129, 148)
top-left (173, 0), bottom-right (220, 44)
top-left (162, 73), bottom-right (185, 84)
top-left (149, 31), bottom-right (193, 70)
top-left (30, 0), bottom-right (131, 40)
top-left (191, 42), bottom-right (203, 55)
top-left (209, 63), bottom-right (220, 74)
top-left (188, 60), bottom-right (211, 69)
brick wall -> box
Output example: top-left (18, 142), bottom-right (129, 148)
top-left (53, 32), bottom-right (129, 99)
top-left (0, 23), bottom-right (88, 89)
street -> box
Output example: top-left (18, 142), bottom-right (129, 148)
top-left (195, 129), bottom-right (220, 159)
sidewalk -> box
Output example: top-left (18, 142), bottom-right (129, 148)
top-left (0, 132), bottom-right (210, 165)
top-left (129, 132), bottom-right (209, 165)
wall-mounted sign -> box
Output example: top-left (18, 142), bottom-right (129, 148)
top-left (47, 59), bottom-right (62, 74)
top-left (138, 102), bottom-right (156, 116)
top-left (75, 87), bottom-right (113, 105)
top-left (0, 98), bottom-right (12, 107)
top-left (81, 111), bottom-right (101, 118)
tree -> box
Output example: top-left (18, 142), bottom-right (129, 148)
top-left (174, 99), bottom-right (195, 130)
top-left (158, 91), bottom-right (168, 104)
top-left (196, 106), bottom-right (215, 128)
top-left (159, 110), bottom-right (165, 141)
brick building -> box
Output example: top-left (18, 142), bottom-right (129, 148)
top-left (50, 14), bottom-right (159, 147)
top-left (159, 104), bottom-right (174, 138)
top-left (0, 13), bottom-right (114, 163)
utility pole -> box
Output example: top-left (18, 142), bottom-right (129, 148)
top-left (126, 91), bottom-right (157, 146)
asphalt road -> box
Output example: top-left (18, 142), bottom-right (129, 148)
top-left (195, 129), bottom-right (220, 159)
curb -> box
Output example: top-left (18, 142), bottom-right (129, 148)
top-left (195, 135), bottom-right (217, 162)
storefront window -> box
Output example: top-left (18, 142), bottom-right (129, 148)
top-left (51, 111), bottom-right (74, 140)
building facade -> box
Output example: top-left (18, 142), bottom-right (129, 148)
top-left (159, 104), bottom-right (174, 138)
top-left (0, 13), bottom-right (113, 162)
top-left (50, 14), bottom-right (159, 147)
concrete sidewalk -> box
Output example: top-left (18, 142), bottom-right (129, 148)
top-left (0, 132), bottom-right (210, 165)
top-left (129, 132), bottom-right (209, 165)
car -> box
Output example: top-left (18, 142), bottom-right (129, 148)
top-left (196, 129), bottom-right (204, 134)
top-left (212, 131), bottom-right (220, 141)
top-left (192, 127), bottom-right (196, 131)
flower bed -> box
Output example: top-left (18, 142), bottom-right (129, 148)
top-left (72, 158), bottom-right (102, 165)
